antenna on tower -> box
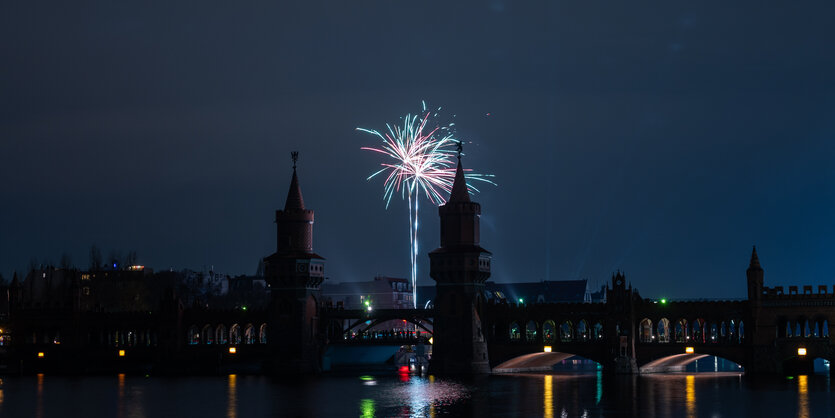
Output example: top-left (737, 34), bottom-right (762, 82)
top-left (456, 141), bottom-right (463, 159)
top-left (291, 151), bottom-right (299, 169)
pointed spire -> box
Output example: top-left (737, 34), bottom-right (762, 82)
top-left (448, 155), bottom-right (471, 203)
top-left (284, 152), bottom-right (305, 211)
top-left (748, 246), bottom-right (762, 271)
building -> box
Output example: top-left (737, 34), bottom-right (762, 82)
top-left (320, 276), bottom-right (413, 310)
top-left (418, 279), bottom-right (595, 308)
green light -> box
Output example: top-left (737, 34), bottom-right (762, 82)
top-left (359, 399), bottom-right (375, 418)
top-left (359, 375), bottom-right (374, 381)
top-left (364, 300), bottom-right (370, 306)
top-left (660, 298), bottom-right (667, 304)
top-left (241, 306), bottom-right (248, 311)
top-left (518, 298), bottom-right (524, 304)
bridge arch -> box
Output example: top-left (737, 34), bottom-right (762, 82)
top-left (509, 321), bottom-right (521, 341)
top-left (560, 320), bottom-right (573, 342)
top-left (215, 324), bottom-right (228, 344)
top-left (491, 348), bottom-right (608, 373)
top-left (201, 324), bottom-right (214, 344)
top-left (639, 318), bottom-right (653, 343)
top-left (542, 320), bottom-right (556, 344)
top-left (576, 319), bottom-right (589, 342)
top-left (638, 348), bottom-right (746, 373)
top-left (259, 323), bottom-right (267, 344)
top-left (525, 320), bottom-right (537, 342)
top-left (657, 318), bottom-right (670, 343)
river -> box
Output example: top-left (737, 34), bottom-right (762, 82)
top-left (0, 370), bottom-right (830, 417)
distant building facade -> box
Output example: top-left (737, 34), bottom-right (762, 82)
top-left (321, 276), bottom-right (413, 310)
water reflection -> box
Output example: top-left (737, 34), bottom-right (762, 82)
top-left (543, 375), bottom-right (553, 418)
top-left (797, 375), bottom-right (808, 418)
top-left (2, 371), bottom-right (831, 417)
top-left (359, 398), bottom-right (375, 418)
top-left (36, 373), bottom-right (44, 418)
top-left (117, 374), bottom-right (125, 418)
top-left (227, 374), bottom-right (237, 418)
top-left (685, 375), bottom-right (695, 418)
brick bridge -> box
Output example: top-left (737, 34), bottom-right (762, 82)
top-left (6, 156), bottom-right (832, 376)
top-left (322, 252), bottom-right (834, 376)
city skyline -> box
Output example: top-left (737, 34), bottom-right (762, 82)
top-left (4, 2), bottom-right (835, 299)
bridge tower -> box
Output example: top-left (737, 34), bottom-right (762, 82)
top-left (746, 246), bottom-right (764, 301)
top-left (607, 271), bottom-right (639, 373)
top-left (428, 153), bottom-right (492, 374)
top-left (263, 152), bottom-right (326, 374)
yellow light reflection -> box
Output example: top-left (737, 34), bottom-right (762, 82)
top-left (117, 373), bottom-right (126, 418)
top-left (685, 375), bottom-right (696, 418)
top-left (36, 374), bottom-right (44, 418)
top-left (685, 347), bottom-right (694, 354)
top-left (543, 375), bottom-right (554, 418)
top-left (798, 375), bottom-right (809, 418)
top-left (227, 374), bottom-right (237, 418)
top-left (360, 398), bottom-right (375, 418)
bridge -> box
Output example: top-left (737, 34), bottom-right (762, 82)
top-left (3, 155), bottom-right (833, 376)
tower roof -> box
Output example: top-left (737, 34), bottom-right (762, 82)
top-left (748, 246), bottom-right (762, 271)
top-left (448, 157), bottom-right (471, 203)
top-left (284, 168), bottom-right (305, 211)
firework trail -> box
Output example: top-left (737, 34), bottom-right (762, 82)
top-left (359, 103), bottom-right (494, 308)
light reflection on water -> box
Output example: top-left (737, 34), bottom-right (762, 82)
top-left (0, 371), bottom-right (829, 417)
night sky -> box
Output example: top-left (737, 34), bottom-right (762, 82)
top-left (3, 2), bottom-right (835, 299)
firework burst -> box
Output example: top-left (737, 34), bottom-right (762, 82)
top-left (359, 103), bottom-right (494, 308)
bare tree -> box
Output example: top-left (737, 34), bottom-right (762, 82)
top-left (89, 245), bottom-right (102, 271)
top-left (60, 253), bottom-right (73, 270)
top-left (108, 250), bottom-right (122, 270)
top-left (125, 250), bottom-right (138, 267)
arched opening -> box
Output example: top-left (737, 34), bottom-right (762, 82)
top-left (657, 318), bottom-right (670, 343)
top-left (525, 320), bottom-right (538, 342)
top-left (675, 319), bottom-right (687, 343)
top-left (709, 322), bottom-right (718, 343)
top-left (560, 320), bottom-right (574, 342)
top-left (813, 357), bottom-right (831, 374)
top-left (187, 325), bottom-right (200, 345)
top-left (692, 318), bottom-right (705, 343)
top-left (803, 319), bottom-right (812, 338)
top-left (493, 352), bottom-right (602, 373)
top-left (641, 353), bottom-right (744, 374)
top-left (823, 320), bottom-right (830, 338)
top-left (592, 322), bottom-right (603, 340)
top-left (785, 321), bottom-right (793, 338)
top-left (243, 324), bottom-right (255, 344)
top-left (509, 322), bottom-right (521, 341)
top-left (259, 323), bottom-right (267, 344)
top-left (639, 318), bottom-right (653, 343)
top-left (230, 324), bottom-right (241, 345)
top-left (216, 324), bottom-right (228, 345)
top-left (738, 321), bottom-right (745, 343)
top-left (576, 320), bottom-right (589, 342)
top-left (202, 324), bottom-right (214, 345)
top-left (543, 320), bottom-right (556, 344)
